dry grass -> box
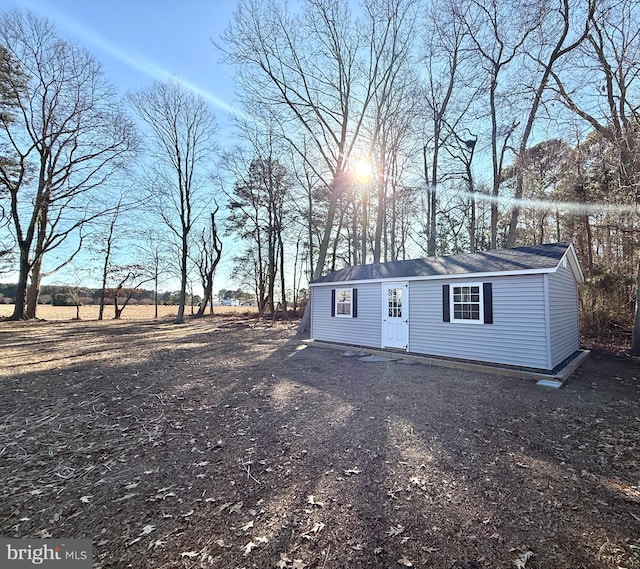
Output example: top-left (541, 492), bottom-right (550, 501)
top-left (0, 303), bottom-right (257, 321)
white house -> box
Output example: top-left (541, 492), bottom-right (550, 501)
top-left (310, 243), bottom-right (584, 372)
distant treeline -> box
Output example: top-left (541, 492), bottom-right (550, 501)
top-left (0, 284), bottom-right (253, 306)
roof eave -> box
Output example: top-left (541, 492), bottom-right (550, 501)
top-left (309, 266), bottom-right (559, 287)
top-left (563, 243), bottom-right (585, 283)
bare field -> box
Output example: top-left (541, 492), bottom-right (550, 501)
top-left (0, 317), bottom-right (638, 569)
top-left (0, 303), bottom-right (257, 321)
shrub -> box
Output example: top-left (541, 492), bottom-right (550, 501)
top-left (52, 293), bottom-right (74, 306)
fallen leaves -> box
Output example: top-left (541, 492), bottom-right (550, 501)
top-left (229, 501), bottom-right (243, 514)
top-left (241, 535), bottom-right (268, 556)
top-left (306, 495), bottom-right (324, 507)
top-left (513, 551), bottom-right (534, 568)
top-left (113, 493), bottom-right (137, 502)
top-left (218, 501), bottom-right (243, 515)
top-left (127, 524), bottom-right (157, 546)
top-left (301, 521), bottom-right (325, 540)
top-left (277, 553), bottom-right (307, 569)
top-left (3, 319), bottom-right (638, 569)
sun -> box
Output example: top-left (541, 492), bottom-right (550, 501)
top-left (352, 157), bottom-right (372, 182)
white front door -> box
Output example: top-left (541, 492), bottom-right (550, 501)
top-left (382, 282), bottom-right (409, 349)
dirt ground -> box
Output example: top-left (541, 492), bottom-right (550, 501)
top-left (1, 316), bottom-right (639, 569)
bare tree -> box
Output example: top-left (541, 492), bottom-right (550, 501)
top-left (130, 79), bottom-right (218, 324)
top-left (549, 0), bottom-right (640, 352)
top-left (192, 207), bottom-right (223, 317)
top-left (94, 198), bottom-right (124, 321)
top-left (355, 0), bottom-right (420, 263)
top-left (222, 0), bottom-right (418, 331)
top-left (0, 44), bottom-right (23, 199)
top-left (0, 12), bottom-right (138, 320)
top-left (505, 0), bottom-right (593, 247)
top-left (105, 264), bottom-right (153, 319)
top-left (418, 0), bottom-right (474, 256)
top-left (458, 0), bottom-right (547, 249)
top-left (137, 228), bottom-right (171, 318)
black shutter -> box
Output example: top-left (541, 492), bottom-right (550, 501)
top-left (352, 288), bottom-right (358, 318)
top-left (483, 282), bottom-right (493, 324)
top-left (331, 289), bottom-right (336, 317)
top-left (442, 284), bottom-right (450, 322)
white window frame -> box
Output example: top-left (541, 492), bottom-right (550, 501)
top-left (450, 283), bottom-right (484, 324)
top-left (335, 288), bottom-right (353, 318)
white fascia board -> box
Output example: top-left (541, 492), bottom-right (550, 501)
top-left (309, 267), bottom-right (554, 288)
top-left (565, 244), bottom-right (585, 283)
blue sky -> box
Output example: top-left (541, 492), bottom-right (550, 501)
top-left (4, 0), bottom-right (243, 293)
top-left (8, 0), bottom-right (239, 131)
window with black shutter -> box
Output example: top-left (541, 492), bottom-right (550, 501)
top-left (332, 288), bottom-right (357, 318)
top-left (443, 282), bottom-right (493, 324)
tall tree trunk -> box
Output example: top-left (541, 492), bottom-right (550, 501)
top-left (26, 205), bottom-right (48, 318)
top-left (279, 233), bottom-right (287, 313)
top-left (297, 175), bottom-right (343, 333)
top-left (176, 232), bottom-right (188, 324)
top-left (114, 297), bottom-right (123, 319)
top-left (373, 147), bottom-right (385, 263)
top-left (352, 200), bottom-right (359, 265)
top-left (197, 280), bottom-right (213, 317)
top-left (11, 253), bottom-right (30, 320)
top-left (98, 244), bottom-right (110, 321)
top-left (468, 162), bottom-right (476, 253)
top-left (489, 73), bottom-right (500, 250)
top-left (26, 259), bottom-right (42, 319)
top-left (361, 194), bottom-right (368, 264)
top-left (307, 184), bottom-right (315, 281)
top-left (633, 255), bottom-right (640, 355)
top-left (154, 264), bottom-right (159, 319)
top-left (427, 144), bottom-right (438, 257)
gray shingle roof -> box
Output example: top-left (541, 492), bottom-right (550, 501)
top-left (312, 243), bottom-right (571, 284)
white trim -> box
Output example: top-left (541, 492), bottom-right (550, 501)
top-left (334, 287), bottom-right (353, 318)
top-left (450, 282), bottom-right (484, 324)
top-left (565, 244), bottom-right (585, 283)
top-left (381, 282), bottom-right (409, 350)
top-left (311, 267), bottom-right (558, 287)
top-left (543, 273), bottom-right (552, 370)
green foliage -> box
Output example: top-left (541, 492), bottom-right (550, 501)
top-left (217, 288), bottom-right (254, 304)
top-left (52, 292), bottom-right (74, 306)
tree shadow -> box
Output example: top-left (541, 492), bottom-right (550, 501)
top-left (0, 319), bottom-right (637, 568)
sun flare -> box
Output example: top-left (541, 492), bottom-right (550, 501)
top-left (352, 158), bottom-right (372, 181)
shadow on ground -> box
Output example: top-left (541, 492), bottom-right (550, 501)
top-left (0, 317), bottom-right (638, 568)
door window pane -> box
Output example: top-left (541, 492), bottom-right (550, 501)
top-left (388, 288), bottom-right (402, 318)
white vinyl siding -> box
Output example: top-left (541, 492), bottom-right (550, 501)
top-left (409, 275), bottom-right (550, 369)
top-left (311, 284), bottom-right (382, 348)
top-left (548, 263), bottom-right (580, 367)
